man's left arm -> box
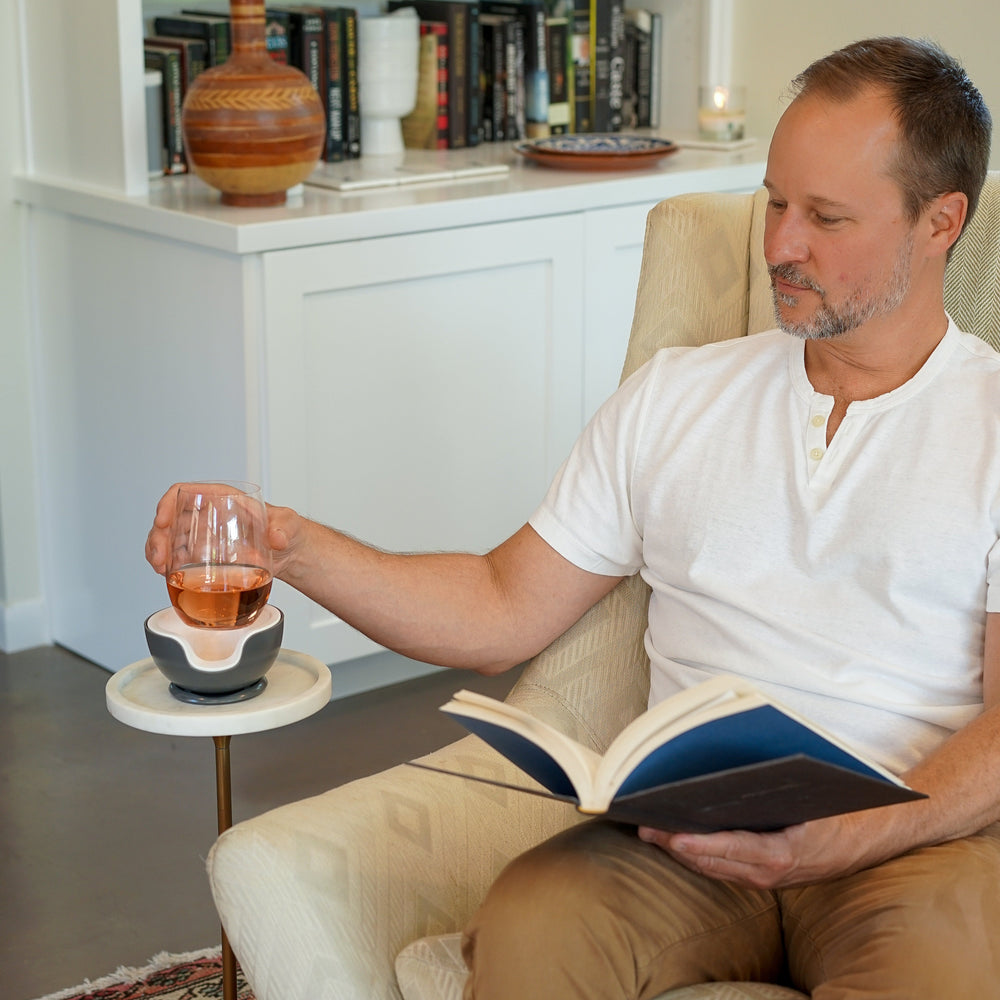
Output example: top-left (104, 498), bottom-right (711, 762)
top-left (638, 612), bottom-right (1000, 889)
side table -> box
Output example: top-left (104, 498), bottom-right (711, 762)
top-left (106, 650), bottom-right (332, 1000)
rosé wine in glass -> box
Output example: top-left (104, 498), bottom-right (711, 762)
top-left (166, 482), bottom-right (273, 629)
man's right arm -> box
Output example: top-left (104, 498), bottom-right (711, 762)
top-left (147, 488), bottom-right (623, 675)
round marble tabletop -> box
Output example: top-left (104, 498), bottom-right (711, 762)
top-left (106, 651), bottom-right (332, 737)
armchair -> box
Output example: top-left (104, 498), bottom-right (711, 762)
top-left (207, 173), bottom-right (1000, 1000)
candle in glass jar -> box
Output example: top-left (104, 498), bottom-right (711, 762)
top-left (698, 85), bottom-right (746, 141)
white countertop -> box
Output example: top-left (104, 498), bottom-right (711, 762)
top-left (15, 139), bottom-right (766, 255)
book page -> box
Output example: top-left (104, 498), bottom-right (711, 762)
top-left (595, 675), bottom-right (763, 797)
top-left (442, 691), bottom-right (603, 799)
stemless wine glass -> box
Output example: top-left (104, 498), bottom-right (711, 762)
top-left (166, 482), bottom-right (273, 629)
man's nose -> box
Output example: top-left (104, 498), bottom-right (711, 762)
top-left (764, 210), bottom-right (810, 266)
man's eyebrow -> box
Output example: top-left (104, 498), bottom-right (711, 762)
top-left (762, 180), bottom-right (851, 211)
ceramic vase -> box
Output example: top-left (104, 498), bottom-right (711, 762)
top-left (358, 9), bottom-right (420, 157)
top-left (181, 0), bottom-right (326, 206)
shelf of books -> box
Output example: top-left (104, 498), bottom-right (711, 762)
top-left (139, 1), bottom-right (676, 179)
top-left (19, 0), bottom-right (701, 200)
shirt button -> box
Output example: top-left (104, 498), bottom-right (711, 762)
top-left (811, 414), bottom-right (825, 427)
top-left (810, 447), bottom-right (824, 461)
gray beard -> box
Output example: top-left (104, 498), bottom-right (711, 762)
top-left (769, 234), bottom-right (915, 341)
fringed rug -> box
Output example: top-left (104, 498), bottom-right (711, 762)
top-left (31, 947), bottom-right (255, 1000)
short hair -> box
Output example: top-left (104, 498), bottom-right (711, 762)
top-left (788, 37), bottom-right (992, 230)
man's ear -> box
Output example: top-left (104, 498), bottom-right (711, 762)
top-left (927, 191), bottom-right (969, 258)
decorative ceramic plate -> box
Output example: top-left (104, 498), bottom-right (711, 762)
top-left (515, 134), bottom-right (679, 171)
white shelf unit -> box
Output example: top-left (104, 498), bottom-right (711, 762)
top-left (15, 0), bottom-right (762, 692)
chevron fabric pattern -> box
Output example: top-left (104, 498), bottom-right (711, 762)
top-left (208, 174), bottom-right (999, 1000)
top-left (944, 173), bottom-right (1000, 350)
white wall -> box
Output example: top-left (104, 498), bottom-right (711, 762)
top-left (1, 0), bottom-right (45, 652)
top-left (733, 0), bottom-right (1000, 169)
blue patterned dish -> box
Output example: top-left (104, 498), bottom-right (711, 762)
top-left (528, 134), bottom-right (675, 155)
top-left (515, 134), bottom-right (678, 170)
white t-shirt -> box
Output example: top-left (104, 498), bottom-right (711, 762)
top-left (530, 322), bottom-right (1000, 774)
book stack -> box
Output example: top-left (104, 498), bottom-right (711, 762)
top-left (558, 0), bottom-right (661, 136)
top-left (145, 5), bottom-right (363, 174)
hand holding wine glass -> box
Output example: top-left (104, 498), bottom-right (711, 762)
top-left (165, 482), bottom-right (273, 629)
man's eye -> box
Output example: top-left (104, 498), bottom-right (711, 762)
top-left (767, 200), bottom-right (787, 213)
top-left (815, 214), bottom-right (843, 226)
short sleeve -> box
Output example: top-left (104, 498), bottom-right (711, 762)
top-left (529, 355), bottom-right (664, 576)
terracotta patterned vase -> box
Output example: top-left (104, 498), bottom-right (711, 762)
top-left (181, 0), bottom-right (326, 206)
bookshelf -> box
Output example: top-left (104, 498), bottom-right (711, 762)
top-left (20, 0), bottom-right (703, 199)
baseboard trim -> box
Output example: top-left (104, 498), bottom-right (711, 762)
top-left (329, 650), bottom-right (442, 700)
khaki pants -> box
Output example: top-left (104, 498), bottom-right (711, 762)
top-left (462, 819), bottom-right (1000, 999)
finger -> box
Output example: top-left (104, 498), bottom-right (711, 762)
top-left (671, 831), bottom-right (799, 888)
top-left (152, 484), bottom-right (183, 528)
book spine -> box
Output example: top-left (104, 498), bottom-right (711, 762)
top-left (648, 10), bottom-right (661, 129)
top-left (323, 9), bottom-right (345, 161)
top-left (180, 38), bottom-right (208, 86)
top-left (607, 0), bottom-right (625, 131)
top-left (265, 9), bottom-right (290, 63)
top-left (432, 23), bottom-right (449, 148)
top-left (503, 18), bottom-right (519, 140)
top-left (634, 16), bottom-right (651, 127)
top-left (570, 0), bottom-right (591, 133)
top-left (490, 20), bottom-right (507, 141)
top-left (145, 68), bottom-right (166, 177)
top-left (143, 47), bottom-right (185, 174)
top-left (342, 9), bottom-right (361, 158)
top-left (523, 1), bottom-right (549, 138)
top-left (286, 10), bottom-right (325, 99)
top-left (591, 0), bottom-right (610, 132)
top-left (466, 3), bottom-right (481, 145)
top-left (546, 17), bottom-right (570, 134)
top-left (479, 20), bottom-right (498, 141)
top-left (450, 4), bottom-right (469, 148)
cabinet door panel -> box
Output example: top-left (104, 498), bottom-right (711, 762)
top-left (262, 216), bottom-right (584, 663)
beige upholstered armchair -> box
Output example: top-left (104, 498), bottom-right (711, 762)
top-left (207, 174), bottom-right (1000, 1000)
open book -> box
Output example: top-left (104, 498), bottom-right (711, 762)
top-left (426, 675), bottom-right (926, 833)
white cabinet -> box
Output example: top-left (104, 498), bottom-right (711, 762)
top-left (19, 113), bottom-right (763, 682)
top-left (260, 215), bottom-right (585, 664)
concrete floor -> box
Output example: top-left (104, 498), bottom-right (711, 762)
top-left (1, 643), bottom-right (519, 1000)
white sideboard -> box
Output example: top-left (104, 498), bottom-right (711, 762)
top-left (17, 146), bottom-right (764, 682)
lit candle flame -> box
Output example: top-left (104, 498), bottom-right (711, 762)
top-left (712, 86), bottom-right (730, 112)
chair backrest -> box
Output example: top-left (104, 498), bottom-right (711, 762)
top-left (944, 172), bottom-right (1000, 351)
top-left (507, 172), bottom-right (1000, 753)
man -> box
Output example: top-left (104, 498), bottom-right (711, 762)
top-left (148, 37), bottom-right (998, 998)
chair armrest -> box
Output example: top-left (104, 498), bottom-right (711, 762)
top-left (208, 734), bottom-right (579, 1000)
top-left (505, 573), bottom-right (652, 753)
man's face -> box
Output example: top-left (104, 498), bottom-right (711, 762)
top-left (763, 89), bottom-right (918, 341)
